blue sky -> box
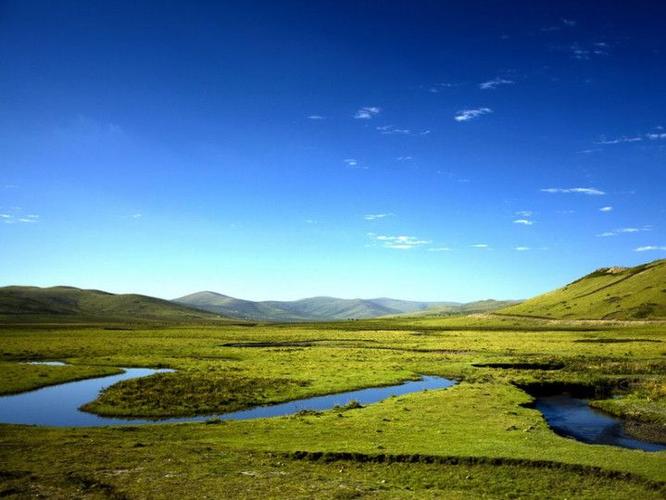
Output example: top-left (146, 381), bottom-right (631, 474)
top-left (1, 1), bottom-right (665, 301)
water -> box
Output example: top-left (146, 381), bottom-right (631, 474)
top-left (0, 367), bottom-right (456, 427)
top-left (535, 394), bottom-right (666, 452)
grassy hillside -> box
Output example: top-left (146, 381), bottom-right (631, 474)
top-left (0, 286), bottom-right (227, 323)
top-left (411, 299), bottom-right (522, 317)
top-left (498, 259), bottom-right (666, 320)
top-left (175, 292), bottom-right (453, 321)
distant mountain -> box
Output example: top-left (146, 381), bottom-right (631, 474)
top-left (0, 286), bottom-right (227, 323)
top-left (497, 259), bottom-right (666, 320)
top-left (411, 299), bottom-right (523, 317)
top-left (174, 292), bottom-right (511, 321)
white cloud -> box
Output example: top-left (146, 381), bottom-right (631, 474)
top-left (479, 78), bottom-right (514, 90)
top-left (307, 115), bottom-right (325, 120)
top-left (635, 246), bottom-right (666, 252)
top-left (354, 107), bottom-right (381, 119)
top-left (597, 226), bottom-right (652, 237)
top-left (1, 212), bottom-right (39, 224)
top-left (428, 247), bottom-right (452, 252)
top-left (570, 42), bottom-right (608, 60)
top-left (454, 108), bottom-right (492, 122)
top-left (513, 219), bottom-right (534, 225)
top-left (596, 131), bottom-right (666, 145)
top-left (599, 206), bottom-right (613, 212)
top-left (396, 156), bottom-right (413, 161)
top-left (364, 213), bottom-right (393, 221)
top-left (370, 233), bottom-right (430, 250)
top-left (562, 18), bottom-right (577, 27)
top-left (130, 213), bottom-right (142, 219)
top-left (427, 82), bottom-right (457, 93)
top-left (515, 210), bottom-right (533, 217)
top-left (377, 125), bottom-right (411, 135)
top-left (344, 158), bottom-right (359, 167)
top-left (541, 187), bottom-right (605, 195)
top-left (514, 246), bottom-right (530, 251)
top-left (596, 136), bottom-right (643, 145)
top-left (471, 243), bottom-right (489, 249)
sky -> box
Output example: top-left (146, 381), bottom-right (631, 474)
top-left (1, 1), bottom-right (665, 302)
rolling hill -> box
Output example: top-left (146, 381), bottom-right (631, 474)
top-left (497, 259), bottom-right (666, 320)
top-left (174, 292), bottom-right (512, 321)
top-left (174, 291), bottom-right (446, 321)
top-left (0, 286), bottom-right (227, 323)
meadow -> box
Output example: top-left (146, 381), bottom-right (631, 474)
top-left (1, 316), bottom-right (665, 498)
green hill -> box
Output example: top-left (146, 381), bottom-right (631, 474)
top-left (498, 259), bottom-right (666, 320)
top-left (174, 292), bottom-right (454, 321)
top-left (0, 286), bottom-right (228, 323)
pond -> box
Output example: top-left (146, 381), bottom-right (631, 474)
top-left (534, 394), bottom-right (666, 452)
top-left (0, 366), bottom-right (456, 427)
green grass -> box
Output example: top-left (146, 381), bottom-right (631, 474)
top-left (1, 317), bottom-right (665, 497)
top-left (498, 258), bottom-right (666, 320)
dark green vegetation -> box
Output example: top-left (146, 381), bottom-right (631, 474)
top-left (174, 291), bottom-right (518, 321)
top-left (1, 315), bottom-right (665, 498)
top-left (0, 286), bottom-right (228, 323)
top-left (499, 259), bottom-right (666, 320)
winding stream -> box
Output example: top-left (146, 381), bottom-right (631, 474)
top-left (0, 366), bottom-right (456, 427)
top-left (2, 364), bottom-right (664, 452)
top-left (535, 394), bottom-right (666, 452)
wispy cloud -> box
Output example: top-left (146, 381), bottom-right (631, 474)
top-left (343, 158), bottom-right (361, 168)
top-left (395, 156), bottom-right (413, 161)
top-left (428, 247), bottom-right (452, 252)
top-left (599, 206), bottom-right (613, 212)
top-left (454, 108), bottom-right (492, 122)
top-left (596, 136), bottom-right (643, 145)
top-left (354, 106), bottom-right (381, 119)
top-left (369, 233), bottom-right (430, 250)
top-left (541, 187), bottom-right (605, 195)
top-left (479, 77), bottom-right (514, 90)
top-left (471, 243), bottom-right (490, 249)
top-left (376, 125), bottom-right (430, 136)
top-left (570, 42), bottom-right (608, 60)
top-left (376, 125), bottom-right (411, 135)
top-left (1, 212), bottom-right (39, 225)
top-left (427, 82), bottom-right (457, 93)
top-left (597, 131), bottom-right (666, 144)
top-left (307, 115), bottom-right (325, 120)
top-left (597, 226), bottom-right (652, 237)
top-left (635, 245), bottom-right (666, 252)
top-left (364, 213), bottom-right (393, 221)
top-left (515, 210), bottom-right (533, 218)
top-left (514, 246), bottom-right (530, 251)
top-left (513, 219), bottom-right (534, 225)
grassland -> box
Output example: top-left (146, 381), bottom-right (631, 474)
top-left (1, 315), bottom-right (665, 498)
top-left (499, 259), bottom-right (666, 320)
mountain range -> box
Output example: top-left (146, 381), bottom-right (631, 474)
top-left (172, 292), bottom-right (463, 321)
top-left (1, 258), bottom-right (664, 323)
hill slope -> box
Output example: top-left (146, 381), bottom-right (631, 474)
top-left (0, 286), bottom-right (227, 323)
top-left (174, 292), bottom-right (513, 321)
top-left (174, 292), bottom-right (437, 321)
top-left (498, 259), bottom-right (666, 320)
